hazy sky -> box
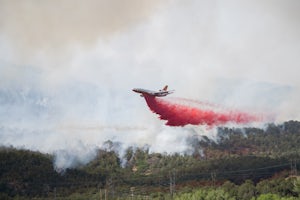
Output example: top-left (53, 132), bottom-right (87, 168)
top-left (0, 0), bottom-right (299, 168)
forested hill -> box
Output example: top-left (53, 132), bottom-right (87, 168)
top-left (199, 120), bottom-right (300, 159)
top-left (0, 121), bottom-right (300, 199)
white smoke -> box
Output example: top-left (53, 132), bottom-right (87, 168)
top-left (0, 0), bottom-right (299, 168)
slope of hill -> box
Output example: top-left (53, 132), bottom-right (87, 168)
top-left (0, 121), bottom-right (299, 199)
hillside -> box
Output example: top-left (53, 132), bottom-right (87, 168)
top-left (0, 121), bottom-right (299, 199)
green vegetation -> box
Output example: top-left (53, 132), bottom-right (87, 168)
top-left (0, 121), bottom-right (300, 199)
top-left (173, 180), bottom-right (300, 200)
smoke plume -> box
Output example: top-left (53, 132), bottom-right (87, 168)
top-left (0, 0), bottom-right (162, 52)
top-left (0, 0), bottom-right (299, 169)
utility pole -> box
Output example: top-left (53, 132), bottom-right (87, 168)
top-left (211, 171), bottom-right (216, 188)
top-left (106, 177), bottom-right (115, 199)
top-left (54, 187), bottom-right (56, 200)
top-left (290, 159), bottom-right (298, 176)
top-left (130, 187), bottom-right (135, 200)
top-left (100, 188), bottom-right (102, 200)
top-left (169, 169), bottom-right (176, 198)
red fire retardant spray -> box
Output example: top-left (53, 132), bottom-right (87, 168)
top-left (143, 94), bottom-right (262, 127)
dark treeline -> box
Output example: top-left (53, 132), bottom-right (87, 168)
top-left (0, 121), bottom-right (300, 199)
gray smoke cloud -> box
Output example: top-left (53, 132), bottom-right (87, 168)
top-left (0, 0), bottom-right (299, 169)
top-left (0, 0), bottom-right (162, 52)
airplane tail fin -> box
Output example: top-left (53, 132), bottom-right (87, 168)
top-left (162, 85), bottom-right (168, 91)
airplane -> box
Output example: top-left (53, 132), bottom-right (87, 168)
top-left (132, 85), bottom-right (174, 97)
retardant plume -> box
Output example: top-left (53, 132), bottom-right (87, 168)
top-left (143, 94), bottom-right (263, 127)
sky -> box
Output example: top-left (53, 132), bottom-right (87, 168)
top-left (0, 0), bottom-right (300, 169)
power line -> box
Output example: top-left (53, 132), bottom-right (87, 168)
top-left (10, 160), bottom-right (296, 199)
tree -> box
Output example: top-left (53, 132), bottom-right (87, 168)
top-left (293, 178), bottom-right (300, 197)
top-left (206, 189), bottom-right (234, 200)
top-left (256, 193), bottom-right (280, 200)
top-left (257, 179), bottom-right (272, 195)
top-left (222, 181), bottom-right (237, 198)
top-left (237, 180), bottom-right (257, 200)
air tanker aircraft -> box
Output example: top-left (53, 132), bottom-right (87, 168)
top-left (132, 85), bottom-right (174, 97)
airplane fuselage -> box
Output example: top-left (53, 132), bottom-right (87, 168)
top-left (132, 87), bottom-right (174, 97)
